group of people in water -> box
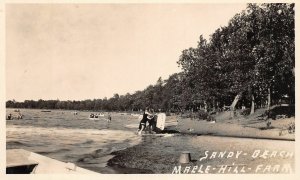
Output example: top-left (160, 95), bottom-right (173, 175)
top-left (7, 109), bottom-right (155, 130)
top-left (89, 113), bottom-right (111, 122)
top-left (7, 112), bottom-right (23, 120)
top-left (89, 113), bottom-right (100, 118)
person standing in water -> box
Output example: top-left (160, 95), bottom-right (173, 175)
top-left (7, 113), bottom-right (12, 120)
top-left (137, 107), bottom-right (153, 135)
top-left (107, 113), bottom-right (112, 122)
top-left (138, 107), bottom-right (154, 134)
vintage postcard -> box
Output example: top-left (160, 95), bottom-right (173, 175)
top-left (1, 0), bottom-right (298, 179)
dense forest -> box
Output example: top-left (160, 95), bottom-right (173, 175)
top-left (6, 4), bottom-right (295, 114)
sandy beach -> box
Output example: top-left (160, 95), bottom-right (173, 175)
top-left (108, 135), bottom-right (294, 174)
top-left (177, 117), bottom-right (295, 141)
top-left (107, 114), bottom-right (295, 174)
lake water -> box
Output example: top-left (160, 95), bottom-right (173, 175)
top-left (6, 108), bottom-right (144, 173)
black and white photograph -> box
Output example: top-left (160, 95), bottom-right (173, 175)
top-left (2, 1), bottom-right (297, 176)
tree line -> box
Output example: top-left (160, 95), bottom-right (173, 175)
top-left (6, 4), bottom-right (294, 114)
top-left (6, 76), bottom-right (182, 112)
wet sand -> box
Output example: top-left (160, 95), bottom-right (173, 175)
top-left (107, 134), bottom-right (294, 174)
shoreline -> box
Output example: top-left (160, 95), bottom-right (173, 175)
top-left (106, 133), bottom-right (295, 174)
top-left (106, 115), bottom-right (295, 174)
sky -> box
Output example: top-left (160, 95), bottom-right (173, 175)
top-left (6, 3), bottom-right (247, 101)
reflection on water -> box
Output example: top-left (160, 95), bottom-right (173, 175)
top-left (6, 109), bottom-right (142, 173)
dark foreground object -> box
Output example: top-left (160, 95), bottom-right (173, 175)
top-left (7, 164), bottom-right (37, 174)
